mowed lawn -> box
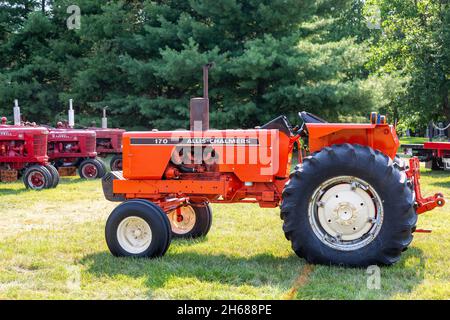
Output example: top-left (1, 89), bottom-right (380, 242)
top-left (0, 165), bottom-right (449, 300)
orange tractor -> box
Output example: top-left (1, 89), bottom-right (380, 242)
top-left (102, 66), bottom-right (445, 266)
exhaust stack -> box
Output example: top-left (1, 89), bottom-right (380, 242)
top-left (13, 99), bottom-right (21, 126)
top-left (102, 107), bottom-right (108, 129)
top-left (190, 64), bottom-right (212, 131)
top-left (68, 99), bottom-right (75, 128)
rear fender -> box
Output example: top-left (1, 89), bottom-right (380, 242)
top-left (305, 123), bottom-right (399, 159)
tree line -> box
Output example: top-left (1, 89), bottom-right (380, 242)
top-left (0, 0), bottom-right (448, 131)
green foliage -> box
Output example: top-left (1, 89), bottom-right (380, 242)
top-left (0, 1), bottom-right (387, 129)
top-left (366, 0), bottom-right (450, 128)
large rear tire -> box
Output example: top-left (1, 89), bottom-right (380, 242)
top-left (105, 200), bottom-right (172, 258)
top-left (280, 144), bottom-right (417, 267)
top-left (168, 203), bottom-right (213, 238)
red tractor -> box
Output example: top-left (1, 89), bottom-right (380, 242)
top-left (0, 101), bottom-right (59, 190)
top-left (89, 108), bottom-right (125, 171)
top-left (101, 66), bottom-right (445, 267)
top-left (46, 100), bottom-right (106, 179)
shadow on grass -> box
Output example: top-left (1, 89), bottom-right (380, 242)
top-left (0, 175), bottom-right (98, 194)
top-left (80, 245), bottom-right (425, 299)
top-left (58, 177), bottom-right (92, 184)
top-left (0, 187), bottom-right (31, 195)
top-left (80, 250), bottom-right (304, 298)
top-left (295, 246), bottom-right (426, 299)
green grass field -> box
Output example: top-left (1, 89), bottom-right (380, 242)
top-left (399, 137), bottom-right (428, 145)
top-left (0, 164), bottom-right (449, 300)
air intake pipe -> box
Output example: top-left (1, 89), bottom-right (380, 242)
top-left (68, 99), bottom-right (75, 128)
top-left (102, 107), bottom-right (108, 129)
top-left (13, 99), bottom-right (21, 126)
top-left (190, 63), bottom-right (213, 131)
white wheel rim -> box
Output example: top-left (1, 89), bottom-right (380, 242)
top-left (117, 216), bottom-right (152, 254)
top-left (168, 206), bottom-right (196, 235)
top-left (308, 176), bottom-right (384, 251)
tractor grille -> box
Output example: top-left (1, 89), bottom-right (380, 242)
top-left (86, 136), bottom-right (96, 152)
top-left (33, 134), bottom-right (47, 157)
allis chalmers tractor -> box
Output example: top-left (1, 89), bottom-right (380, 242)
top-left (101, 66), bottom-right (445, 267)
top-left (0, 101), bottom-right (59, 190)
top-left (46, 101), bottom-right (106, 179)
top-left (89, 108), bottom-right (125, 171)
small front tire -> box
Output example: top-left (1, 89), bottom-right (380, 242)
top-left (78, 159), bottom-right (103, 179)
top-left (105, 200), bottom-right (172, 258)
top-left (110, 154), bottom-right (123, 171)
top-left (23, 165), bottom-right (53, 190)
top-left (168, 203), bottom-right (213, 238)
top-left (93, 158), bottom-right (107, 178)
top-left (44, 164), bottom-right (60, 188)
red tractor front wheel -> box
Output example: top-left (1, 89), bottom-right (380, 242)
top-left (110, 154), bottom-right (122, 171)
top-left (78, 159), bottom-right (104, 179)
top-left (23, 165), bottom-right (53, 190)
top-left (44, 164), bottom-right (60, 188)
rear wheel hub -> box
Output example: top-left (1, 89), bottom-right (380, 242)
top-left (82, 163), bottom-right (98, 178)
top-left (28, 172), bottom-right (45, 189)
top-left (309, 176), bottom-right (383, 251)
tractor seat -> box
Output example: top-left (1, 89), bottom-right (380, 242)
top-left (299, 111), bottom-right (327, 124)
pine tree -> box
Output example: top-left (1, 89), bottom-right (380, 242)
top-left (1, 0), bottom-right (378, 129)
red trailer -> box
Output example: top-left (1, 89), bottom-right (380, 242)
top-left (401, 141), bottom-right (450, 170)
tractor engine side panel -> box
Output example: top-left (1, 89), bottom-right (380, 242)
top-left (47, 129), bottom-right (97, 159)
top-left (93, 128), bottom-right (125, 154)
top-left (122, 129), bottom-right (291, 183)
top-left (0, 127), bottom-right (49, 166)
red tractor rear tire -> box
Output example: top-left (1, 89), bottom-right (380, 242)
top-left (105, 200), bottom-right (172, 258)
top-left (167, 203), bottom-right (213, 239)
top-left (281, 144), bottom-right (417, 267)
top-left (23, 165), bottom-right (53, 190)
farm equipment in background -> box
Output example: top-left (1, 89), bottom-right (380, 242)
top-left (401, 142), bottom-right (450, 170)
top-left (0, 101), bottom-right (59, 190)
top-left (89, 108), bottom-right (125, 171)
top-left (401, 123), bottom-right (450, 170)
top-left (101, 65), bottom-right (445, 267)
top-left (47, 100), bottom-right (106, 179)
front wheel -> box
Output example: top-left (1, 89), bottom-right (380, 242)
top-left (105, 200), bottom-right (172, 258)
top-left (23, 165), bottom-right (53, 190)
top-left (93, 158), bottom-right (107, 178)
top-left (110, 154), bottom-right (122, 171)
top-left (78, 159), bottom-right (103, 179)
top-left (167, 203), bottom-right (212, 238)
top-left (281, 144), bottom-right (416, 267)
top-left (44, 164), bottom-right (60, 188)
